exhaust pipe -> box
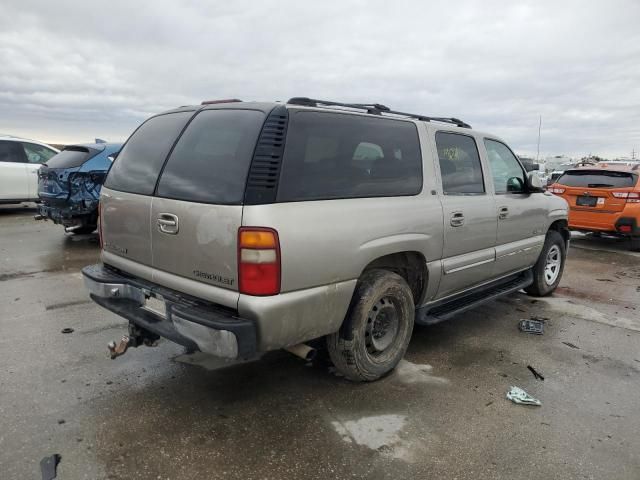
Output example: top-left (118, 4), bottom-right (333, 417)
top-left (285, 343), bottom-right (317, 362)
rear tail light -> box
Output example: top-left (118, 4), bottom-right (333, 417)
top-left (612, 192), bottom-right (640, 203)
top-left (548, 186), bottom-right (565, 194)
top-left (238, 227), bottom-right (280, 296)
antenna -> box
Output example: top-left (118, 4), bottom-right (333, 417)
top-left (536, 115), bottom-right (542, 162)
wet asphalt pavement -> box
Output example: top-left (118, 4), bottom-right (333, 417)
top-left (1, 203), bottom-right (639, 480)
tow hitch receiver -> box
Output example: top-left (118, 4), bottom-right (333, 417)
top-left (108, 324), bottom-right (161, 359)
top-left (107, 335), bottom-right (130, 359)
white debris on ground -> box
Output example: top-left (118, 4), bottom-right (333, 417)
top-left (392, 359), bottom-right (449, 385)
top-left (332, 414), bottom-right (405, 447)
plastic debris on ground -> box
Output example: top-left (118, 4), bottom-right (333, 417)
top-left (506, 386), bottom-right (542, 406)
top-left (518, 319), bottom-right (544, 335)
top-left (40, 453), bottom-right (61, 480)
top-left (527, 365), bottom-right (545, 381)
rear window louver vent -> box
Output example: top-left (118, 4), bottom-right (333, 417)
top-left (244, 105), bottom-right (289, 204)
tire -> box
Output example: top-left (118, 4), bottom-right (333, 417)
top-left (525, 230), bottom-right (566, 297)
top-left (327, 269), bottom-right (415, 382)
top-left (630, 237), bottom-right (640, 252)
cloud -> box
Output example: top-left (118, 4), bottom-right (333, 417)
top-left (0, 0), bottom-right (639, 158)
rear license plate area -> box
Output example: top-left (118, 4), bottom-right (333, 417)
top-left (142, 295), bottom-right (167, 319)
top-left (576, 195), bottom-right (598, 207)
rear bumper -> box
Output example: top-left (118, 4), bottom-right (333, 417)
top-left (82, 264), bottom-right (257, 359)
top-left (569, 207), bottom-right (639, 236)
top-left (37, 203), bottom-right (96, 226)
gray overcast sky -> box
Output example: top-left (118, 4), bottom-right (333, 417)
top-left (1, 0), bottom-right (639, 158)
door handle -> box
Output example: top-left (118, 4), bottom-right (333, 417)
top-left (498, 206), bottom-right (509, 220)
top-left (450, 212), bottom-right (465, 227)
top-left (157, 213), bottom-right (179, 234)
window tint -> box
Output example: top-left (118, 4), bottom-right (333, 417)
top-left (105, 112), bottom-right (193, 195)
top-left (22, 143), bottom-right (57, 164)
top-left (557, 170), bottom-right (637, 188)
top-left (0, 141), bottom-right (28, 163)
top-left (484, 139), bottom-right (526, 194)
top-left (45, 146), bottom-right (97, 169)
top-left (157, 110), bottom-right (265, 204)
top-left (277, 112), bottom-right (422, 201)
top-left (435, 132), bottom-right (484, 194)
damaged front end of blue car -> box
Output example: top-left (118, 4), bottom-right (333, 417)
top-left (37, 143), bottom-right (122, 233)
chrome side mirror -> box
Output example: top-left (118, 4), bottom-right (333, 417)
top-left (527, 171), bottom-right (544, 192)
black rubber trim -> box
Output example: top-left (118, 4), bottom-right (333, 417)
top-left (90, 294), bottom-right (199, 351)
top-left (243, 105), bottom-right (289, 205)
top-left (83, 264), bottom-right (257, 358)
top-left (615, 217), bottom-right (640, 236)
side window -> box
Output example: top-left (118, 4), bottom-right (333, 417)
top-left (484, 139), bottom-right (526, 194)
top-left (22, 143), bottom-right (57, 164)
top-left (435, 132), bottom-right (485, 194)
top-left (104, 112), bottom-right (193, 195)
top-left (277, 112), bottom-right (422, 202)
top-left (0, 141), bottom-right (28, 163)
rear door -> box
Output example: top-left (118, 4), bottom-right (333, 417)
top-left (0, 140), bottom-right (29, 200)
top-left (151, 108), bottom-right (266, 295)
top-left (433, 131), bottom-right (497, 298)
top-left (100, 111), bottom-right (194, 274)
top-left (484, 139), bottom-right (546, 276)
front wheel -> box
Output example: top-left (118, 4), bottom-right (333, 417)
top-left (327, 269), bottom-right (414, 382)
top-left (525, 230), bottom-right (566, 297)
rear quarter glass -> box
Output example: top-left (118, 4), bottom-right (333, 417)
top-left (156, 109), bottom-right (265, 204)
top-left (104, 111), bottom-right (193, 195)
top-left (277, 111), bottom-right (422, 202)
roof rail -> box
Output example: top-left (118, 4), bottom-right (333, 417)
top-left (287, 97), bottom-right (471, 129)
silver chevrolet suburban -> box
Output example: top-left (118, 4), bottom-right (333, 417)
top-left (83, 97), bottom-right (569, 381)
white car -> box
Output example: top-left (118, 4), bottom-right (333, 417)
top-left (0, 135), bottom-right (60, 203)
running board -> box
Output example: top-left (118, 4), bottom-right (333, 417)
top-left (416, 270), bottom-right (533, 325)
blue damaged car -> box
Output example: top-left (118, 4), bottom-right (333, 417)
top-left (37, 143), bottom-right (122, 234)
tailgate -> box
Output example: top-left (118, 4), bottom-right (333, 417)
top-left (563, 186), bottom-right (628, 213)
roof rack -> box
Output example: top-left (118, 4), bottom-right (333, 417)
top-left (287, 97), bottom-right (471, 129)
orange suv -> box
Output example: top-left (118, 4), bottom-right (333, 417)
top-left (549, 164), bottom-right (640, 251)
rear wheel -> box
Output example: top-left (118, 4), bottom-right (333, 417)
top-left (327, 270), bottom-right (414, 382)
top-left (630, 236), bottom-right (640, 252)
top-left (525, 230), bottom-right (566, 297)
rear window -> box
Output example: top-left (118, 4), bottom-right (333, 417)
top-left (157, 109), bottom-right (265, 204)
top-left (46, 146), bottom-right (97, 169)
top-left (105, 112), bottom-right (193, 195)
top-left (557, 170), bottom-right (637, 188)
top-left (277, 111), bottom-right (422, 202)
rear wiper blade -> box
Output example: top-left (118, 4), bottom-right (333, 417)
top-left (587, 183), bottom-right (614, 187)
